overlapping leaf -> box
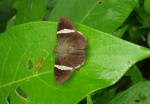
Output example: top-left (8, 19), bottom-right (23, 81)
top-left (49, 0), bottom-right (138, 33)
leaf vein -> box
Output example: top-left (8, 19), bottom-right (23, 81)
top-left (80, 0), bottom-right (99, 23)
top-left (0, 47), bottom-right (11, 85)
top-left (0, 71), bottom-right (52, 88)
top-left (12, 48), bottom-right (28, 82)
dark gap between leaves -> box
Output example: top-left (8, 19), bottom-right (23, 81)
top-left (7, 93), bottom-right (11, 104)
top-left (16, 86), bottom-right (28, 99)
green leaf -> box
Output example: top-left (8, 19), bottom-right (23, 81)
top-left (144, 0), bottom-right (150, 14)
top-left (112, 25), bottom-right (129, 38)
top-left (136, 6), bottom-right (150, 22)
top-left (6, 20), bottom-right (15, 30)
top-left (92, 87), bottom-right (117, 104)
top-left (126, 65), bottom-right (143, 84)
top-left (43, 0), bottom-right (59, 20)
top-left (0, 22), bottom-right (150, 103)
top-left (13, 0), bottom-right (46, 25)
top-left (87, 94), bottom-right (93, 104)
top-left (108, 81), bottom-right (150, 104)
top-left (49, 0), bottom-right (137, 33)
top-left (147, 31), bottom-right (150, 47)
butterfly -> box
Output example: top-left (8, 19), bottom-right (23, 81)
top-left (54, 17), bottom-right (87, 84)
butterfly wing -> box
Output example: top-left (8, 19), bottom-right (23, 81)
top-left (54, 56), bottom-right (73, 84)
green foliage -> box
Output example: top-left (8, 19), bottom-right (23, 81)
top-left (87, 95), bottom-right (93, 104)
top-left (0, 0), bottom-right (16, 32)
top-left (126, 65), bottom-right (143, 84)
top-left (109, 81), bottom-right (150, 104)
top-left (49, 0), bottom-right (137, 33)
top-left (0, 0), bottom-right (150, 104)
top-left (144, 0), bottom-right (150, 14)
top-left (12, 0), bottom-right (46, 25)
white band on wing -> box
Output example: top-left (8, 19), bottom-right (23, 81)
top-left (75, 61), bottom-right (85, 69)
top-left (57, 29), bottom-right (75, 34)
top-left (55, 65), bottom-right (73, 70)
top-left (77, 31), bottom-right (82, 35)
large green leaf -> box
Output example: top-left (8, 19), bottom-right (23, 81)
top-left (0, 22), bottom-right (150, 103)
top-left (49, 0), bottom-right (137, 33)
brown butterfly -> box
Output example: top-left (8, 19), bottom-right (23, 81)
top-left (54, 17), bottom-right (87, 84)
